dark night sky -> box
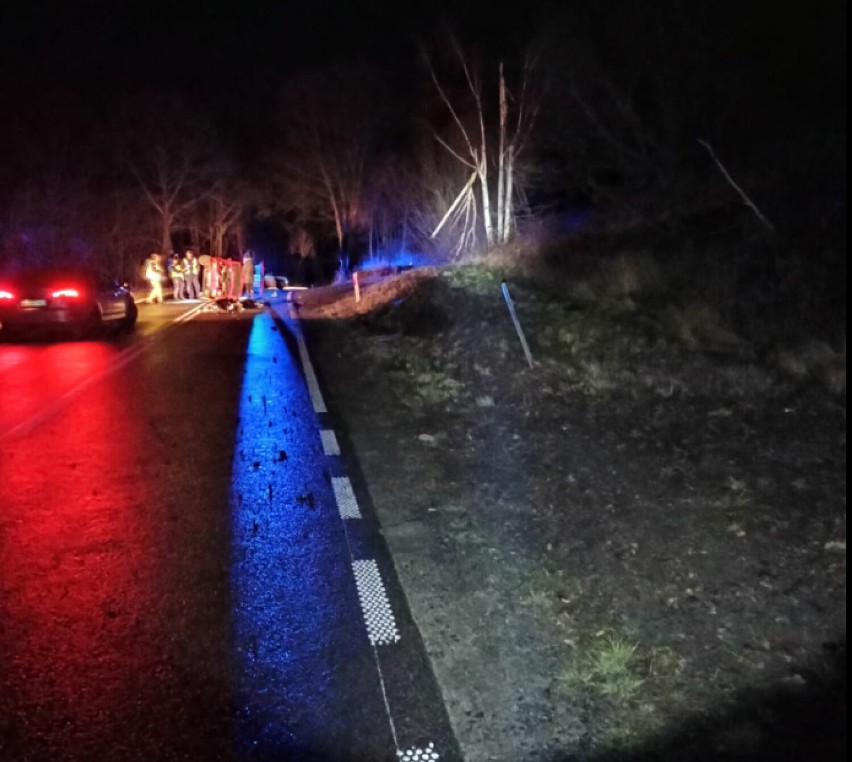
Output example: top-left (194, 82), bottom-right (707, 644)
top-left (0, 0), bottom-right (550, 101)
top-left (0, 0), bottom-right (844, 186)
top-left (0, 0), bottom-right (566, 167)
top-left (1, 1), bottom-right (843, 118)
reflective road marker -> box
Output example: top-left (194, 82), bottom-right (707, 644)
top-left (332, 475), bottom-right (362, 519)
top-left (352, 559), bottom-right (401, 646)
top-left (398, 743), bottom-right (440, 761)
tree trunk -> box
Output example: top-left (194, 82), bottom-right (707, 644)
top-left (496, 62), bottom-right (507, 243)
top-left (502, 145), bottom-right (515, 243)
top-left (478, 156), bottom-right (494, 246)
top-left (431, 170), bottom-right (478, 239)
top-left (160, 211), bottom-right (173, 256)
top-left (332, 199), bottom-right (344, 252)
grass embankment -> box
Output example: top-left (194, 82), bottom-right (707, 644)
top-left (297, 256), bottom-right (845, 760)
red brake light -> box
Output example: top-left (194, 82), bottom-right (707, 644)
top-left (0, 289), bottom-right (15, 300)
top-left (51, 288), bottom-right (81, 298)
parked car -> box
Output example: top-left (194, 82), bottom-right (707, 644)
top-left (0, 267), bottom-right (138, 339)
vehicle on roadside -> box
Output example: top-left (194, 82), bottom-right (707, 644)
top-left (0, 267), bottom-right (138, 339)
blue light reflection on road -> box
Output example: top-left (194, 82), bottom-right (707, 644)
top-left (230, 312), bottom-right (369, 759)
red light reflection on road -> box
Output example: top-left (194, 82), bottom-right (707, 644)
top-left (0, 350), bottom-right (159, 758)
top-left (0, 341), bottom-right (123, 436)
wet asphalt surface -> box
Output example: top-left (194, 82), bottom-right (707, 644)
top-left (0, 300), bottom-right (459, 762)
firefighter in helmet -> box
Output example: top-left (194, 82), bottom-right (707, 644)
top-left (145, 252), bottom-right (164, 304)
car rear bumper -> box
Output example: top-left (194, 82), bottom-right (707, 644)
top-left (0, 306), bottom-right (91, 331)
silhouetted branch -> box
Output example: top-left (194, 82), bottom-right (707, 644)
top-left (699, 139), bottom-right (776, 233)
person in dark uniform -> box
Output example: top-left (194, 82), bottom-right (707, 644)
top-left (184, 250), bottom-right (201, 299)
top-left (169, 253), bottom-right (186, 300)
top-left (198, 253), bottom-right (212, 296)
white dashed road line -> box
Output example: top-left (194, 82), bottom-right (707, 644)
top-left (331, 476), bottom-right (362, 519)
top-left (320, 428), bottom-right (341, 456)
top-left (283, 303), bottom-right (442, 760)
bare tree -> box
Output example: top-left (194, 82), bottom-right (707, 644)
top-left (182, 177), bottom-right (246, 258)
top-left (117, 93), bottom-right (222, 256)
top-left (272, 66), bottom-right (387, 254)
top-left (289, 226), bottom-right (315, 259)
top-left (84, 187), bottom-right (159, 281)
top-left (496, 55), bottom-right (544, 243)
top-left (427, 42), bottom-right (493, 247)
top-left (207, 191), bottom-right (243, 257)
top-left (371, 134), bottom-right (476, 261)
top-left (426, 38), bottom-right (545, 253)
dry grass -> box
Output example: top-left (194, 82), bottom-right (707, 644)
top-left (660, 302), bottom-right (751, 355)
top-left (298, 254), bottom-right (841, 409)
top-left (775, 341), bottom-right (846, 394)
top-left (294, 267), bottom-right (438, 320)
top-left (597, 251), bottom-right (664, 299)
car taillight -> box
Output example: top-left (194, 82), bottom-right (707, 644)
top-left (0, 289), bottom-right (15, 300)
top-left (51, 288), bottom-right (82, 298)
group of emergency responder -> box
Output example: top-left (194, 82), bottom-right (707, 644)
top-left (143, 250), bottom-right (258, 304)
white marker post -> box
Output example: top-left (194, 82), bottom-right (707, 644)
top-left (353, 271), bottom-right (361, 303)
top-left (501, 280), bottom-right (534, 369)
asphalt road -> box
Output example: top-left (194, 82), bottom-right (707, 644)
top-left (0, 300), bottom-right (459, 762)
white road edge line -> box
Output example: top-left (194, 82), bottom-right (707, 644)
top-left (281, 303), bottom-right (441, 760)
top-left (284, 304), bottom-right (327, 413)
top-left (296, 332), bottom-right (327, 413)
top-left (332, 476), bottom-right (362, 519)
top-left (320, 428), bottom-right (341, 456)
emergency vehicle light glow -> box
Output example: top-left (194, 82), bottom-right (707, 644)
top-left (51, 288), bottom-right (81, 298)
top-left (0, 290), bottom-right (14, 299)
